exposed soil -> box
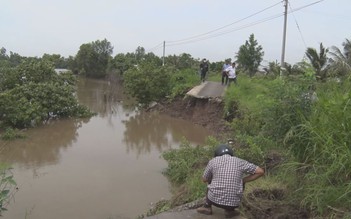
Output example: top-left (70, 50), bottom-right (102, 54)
top-left (150, 96), bottom-right (232, 139)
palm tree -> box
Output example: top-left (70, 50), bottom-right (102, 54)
top-left (328, 38), bottom-right (351, 77)
top-left (305, 43), bottom-right (329, 82)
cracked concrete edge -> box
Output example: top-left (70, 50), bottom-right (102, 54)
top-left (186, 82), bottom-right (208, 97)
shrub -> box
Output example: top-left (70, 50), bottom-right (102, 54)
top-left (0, 164), bottom-right (16, 215)
top-left (123, 64), bottom-right (173, 107)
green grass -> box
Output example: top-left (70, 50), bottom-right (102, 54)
top-left (161, 74), bottom-right (351, 218)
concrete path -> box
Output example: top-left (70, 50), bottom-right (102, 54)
top-left (145, 207), bottom-right (246, 219)
top-left (186, 81), bottom-right (226, 99)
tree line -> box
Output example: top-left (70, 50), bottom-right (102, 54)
top-left (1, 34), bottom-right (351, 216)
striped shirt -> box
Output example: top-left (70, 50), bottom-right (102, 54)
top-left (203, 154), bottom-right (257, 207)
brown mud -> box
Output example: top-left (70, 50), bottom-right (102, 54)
top-left (151, 96), bottom-right (231, 138)
top-left (149, 96), bottom-right (311, 219)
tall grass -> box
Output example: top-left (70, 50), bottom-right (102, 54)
top-left (284, 78), bottom-right (351, 214)
top-left (161, 74), bottom-right (351, 217)
top-left (230, 75), bottom-right (351, 216)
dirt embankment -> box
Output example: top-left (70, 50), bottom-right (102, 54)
top-left (152, 96), bottom-right (231, 138)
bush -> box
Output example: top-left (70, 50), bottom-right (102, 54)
top-left (123, 64), bottom-right (173, 107)
top-left (169, 69), bottom-right (200, 99)
top-left (0, 60), bottom-right (94, 129)
top-left (0, 164), bottom-right (16, 215)
top-left (0, 128), bottom-right (25, 140)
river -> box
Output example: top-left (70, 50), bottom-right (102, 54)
top-left (0, 77), bottom-right (211, 219)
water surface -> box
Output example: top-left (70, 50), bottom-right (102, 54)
top-left (0, 78), bottom-right (210, 219)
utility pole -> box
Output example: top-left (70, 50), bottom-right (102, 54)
top-left (162, 41), bottom-right (165, 66)
top-left (280, 0), bottom-right (288, 74)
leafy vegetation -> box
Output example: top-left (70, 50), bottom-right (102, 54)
top-left (123, 58), bottom-right (201, 107)
top-left (0, 128), bottom-right (25, 140)
top-left (0, 164), bottom-right (17, 216)
top-left (236, 33), bottom-right (264, 77)
top-left (73, 39), bottom-right (113, 78)
top-left (0, 59), bottom-right (94, 129)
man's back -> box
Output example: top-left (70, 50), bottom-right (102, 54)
top-left (204, 155), bottom-right (257, 207)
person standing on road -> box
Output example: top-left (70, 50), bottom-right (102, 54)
top-left (200, 58), bottom-right (209, 83)
top-left (197, 144), bottom-right (264, 218)
top-left (221, 59), bottom-right (231, 85)
top-left (225, 62), bottom-right (237, 86)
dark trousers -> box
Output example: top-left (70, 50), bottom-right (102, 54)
top-left (228, 77), bottom-right (237, 86)
top-left (200, 71), bottom-right (207, 82)
top-left (222, 72), bottom-right (228, 85)
top-left (205, 194), bottom-right (238, 211)
top-left (205, 188), bottom-right (237, 211)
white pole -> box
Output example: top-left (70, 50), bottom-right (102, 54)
top-left (281, 0), bottom-right (288, 74)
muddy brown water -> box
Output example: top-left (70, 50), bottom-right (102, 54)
top-left (0, 78), bottom-right (211, 219)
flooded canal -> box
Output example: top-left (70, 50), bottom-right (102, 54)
top-left (0, 78), bottom-right (211, 219)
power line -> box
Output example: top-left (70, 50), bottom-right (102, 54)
top-left (166, 0), bottom-right (324, 47)
top-left (145, 42), bottom-right (163, 53)
top-left (167, 1), bottom-right (283, 44)
top-left (146, 0), bottom-right (325, 52)
top-left (166, 13), bottom-right (284, 47)
top-left (288, 1), bottom-right (307, 48)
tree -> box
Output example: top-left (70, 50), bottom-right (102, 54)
top-left (236, 34), bottom-right (264, 77)
top-left (75, 39), bottom-right (113, 78)
top-left (142, 52), bottom-right (162, 67)
top-left (42, 53), bottom-right (68, 69)
top-left (135, 46), bottom-right (145, 63)
top-left (123, 63), bottom-right (172, 107)
top-left (305, 43), bottom-right (329, 82)
top-left (0, 59), bottom-right (93, 128)
top-left (112, 53), bottom-right (134, 75)
top-left (164, 54), bottom-right (197, 70)
top-left (329, 38), bottom-right (351, 77)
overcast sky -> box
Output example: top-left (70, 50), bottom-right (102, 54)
top-left (1, 0), bottom-right (350, 65)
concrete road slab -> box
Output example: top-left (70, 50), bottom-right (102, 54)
top-left (145, 207), bottom-right (246, 219)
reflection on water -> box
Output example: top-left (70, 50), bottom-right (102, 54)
top-left (0, 118), bottom-right (89, 168)
top-left (123, 112), bottom-right (210, 155)
top-left (0, 77), bottom-right (211, 219)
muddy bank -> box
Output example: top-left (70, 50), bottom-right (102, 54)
top-left (151, 96), bottom-right (231, 139)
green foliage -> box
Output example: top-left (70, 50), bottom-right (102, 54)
top-left (112, 53), bottom-right (135, 75)
top-left (0, 128), bottom-right (25, 140)
top-left (164, 53), bottom-right (197, 70)
top-left (0, 59), bottom-right (94, 129)
top-left (169, 69), bottom-right (200, 98)
top-left (234, 134), bottom-right (267, 166)
top-left (0, 164), bottom-right (16, 215)
top-left (42, 53), bottom-right (69, 69)
top-left (162, 141), bottom-right (212, 185)
top-left (305, 43), bottom-right (329, 82)
top-left (282, 79), bottom-right (351, 213)
top-left (224, 75), bottom-right (276, 135)
top-left (123, 63), bottom-right (174, 107)
top-left (236, 34), bottom-right (264, 77)
top-left (75, 39), bottom-right (113, 78)
top-left (329, 38), bottom-right (351, 78)
top-left (222, 73), bottom-right (351, 216)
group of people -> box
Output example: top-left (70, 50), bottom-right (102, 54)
top-left (199, 58), bottom-right (237, 86)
